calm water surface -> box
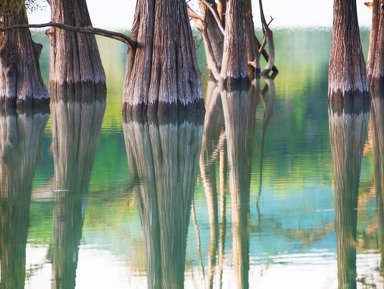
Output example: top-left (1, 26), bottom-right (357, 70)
top-left (1, 29), bottom-right (381, 289)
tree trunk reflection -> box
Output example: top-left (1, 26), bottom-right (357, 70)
top-left (329, 103), bottom-right (369, 289)
top-left (124, 114), bottom-right (203, 289)
top-left (50, 98), bottom-right (106, 289)
top-left (0, 109), bottom-right (48, 289)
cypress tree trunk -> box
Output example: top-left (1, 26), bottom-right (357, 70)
top-left (123, 0), bottom-right (203, 114)
top-left (329, 103), bottom-right (369, 289)
top-left (328, 0), bottom-right (368, 101)
top-left (0, 108), bottom-right (49, 289)
top-left (47, 0), bottom-right (106, 96)
top-left (0, 1), bottom-right (49, 106)
top-left (367, 0), bottom-right (384, 89)
top-left (220, 0), bottom-right (249, 86)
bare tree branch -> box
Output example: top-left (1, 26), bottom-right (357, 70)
top-left (0, 22), bottom-right (137, 48)
top-left (200, 0), bottom-right (225, 35)
top-left (259, 0), bottom-right (275, 75)
top-left (187, 3), bottom-right (204, 30)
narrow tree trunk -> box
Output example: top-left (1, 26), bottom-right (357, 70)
top-left (0, 108), bottom-right (48, 289)
top-left (328, 0), bottom-right (369, 101)
top-left (220, 0), bottom-right (249, 86)
top-left (47, 0), bottom-right (106, 97)
top-left (50, 99), bottom-right (105, 289)
top-left (245, 0), bottom-right (260, 76)
top-left (329, 103), bottom-right (369, 289)
top-left (123, 0), bottom-right (204, 114)
top-left (367, 0), bottom-right (384, 89)
top-left (0, 2), bottom-right (49, 106)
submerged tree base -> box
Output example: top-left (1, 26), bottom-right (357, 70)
top-left (49, 80), bottom-right (106, 98)
top-left (328, 90), bottom-right (370, 103)
top-left (122, 99), bottom-right (205, 115)
top-left (0, 96), bottom-right (50, 107)
top-left (49, 90), bottom-right (106, 104)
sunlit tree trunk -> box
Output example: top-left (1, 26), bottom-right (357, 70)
top-left (0, 1), bottom-right (49, 106)
top-left (367, 0), bottom-right (384, 89)
top-left (50, 98), bottom-right (106, 289)
top-left (329, 103), bottom-right (369, 289)
top-left (0, 109), bottom-right (48, 289)
top-left (124, 114), bottom-right (203, 288)
top-left (47, 0), bottom-right (106, 96)
top-left (328, 0), bottom-right (368, 101)
top-left (220, 0), bottom-right (249, 86)
top-left (123, 0), bottom-right (203, 114)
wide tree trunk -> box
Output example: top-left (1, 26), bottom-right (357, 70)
top-left (123, 0), bottom-right (203, 114)
top-left (328, 0), bottom-right (369, 101)
top-left (220, 0), bottom-right (249, 86)
top-left (47, 0), bottom-right (106, 96)
top-left (0, 2), bottom-right (49, 106)
top-left (367, 0), bottom-right (384, 89)
top-left (50, 98), bottom-right (105, 289)
top-left (124, 113), bottom-right (203, 288)
top-left (0, 108), bottom-right (48, 289)
top-left (329, 103), bottom-right (369, 289)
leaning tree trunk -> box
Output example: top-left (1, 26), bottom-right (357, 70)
top-left (328, 0), bottom-right (369, 101)
top-left (367, 0), bottom-right (384, 89)
top-left (0, 1), bottom-right (49, 106)
top-left (329, 103), bottom-right (369, 289)
top-left (47, 0), bottom-right (106, 97)
top-left (0, 108), bottom-right (49, 289)
top-left (123, 0), bottom-right (203, 114)
top-left (220, 0), bottom-right (249, 86)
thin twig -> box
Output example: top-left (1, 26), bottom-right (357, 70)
top-left (0, 22), bottom-right (137, 48)
top-left (201, 0), bottom-right (225, 35)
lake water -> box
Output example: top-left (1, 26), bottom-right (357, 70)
top-left (0, 28), bottom-right (382, 289)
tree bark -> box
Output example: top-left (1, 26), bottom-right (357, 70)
top-left (367, 0), bottom-right (384, 89)
top-left (329, 102), bottom-right (369, 289)
top-left (328, 0), bottom-right (369, 101)
top-left (220, 0), bottom-right (249, 86)
top-left (124, 113), bottom-right (203, 288)
top-left (47, 0), bottom-right (106, 96)
top-left (0, 108), bottom-right (49, 289)
top-left (123, 0), bottom-right (204, 114)
top-left (0, 1), bottom-right (49, 106)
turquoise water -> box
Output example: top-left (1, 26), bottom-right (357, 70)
top-left (0, 28), bottom-right (381, 289)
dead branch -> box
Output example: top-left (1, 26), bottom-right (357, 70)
top-left (259, 0), bottom-right (275, 75)
top-left (187, 3), bottom-right (204, 30)
top-left (0, 21), bottom-right (137, 48)
top-left (200, 0), bottom-right (225, 35)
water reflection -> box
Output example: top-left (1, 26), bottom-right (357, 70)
top-left (199, 78), bottom-right (274, 289)
top-left (0, 108), bottom-right (49, 289)
top-left (50, 98), bottom-right (106, 289)
top-left (328, 102), bottom-right (370, 289)
top-left (123, 113), bottom-right (203, 289)
top-left (370, 90), bottom-right (384, 277)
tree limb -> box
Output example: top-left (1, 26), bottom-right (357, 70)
top-left (187, 3), bottom-right (204, 30)
top-left (259, 0), bottom-right (275, 75)
top-left (0, 21), bottom-right (137, 48)
top-left (200, 0), bottom-right (225, 35)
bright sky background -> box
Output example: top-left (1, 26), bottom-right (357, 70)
top-left (28, 0), bottom-right (373, 30)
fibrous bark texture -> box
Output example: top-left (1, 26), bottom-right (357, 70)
top-left (328, 0), bottom-right (369, 101)
top-left (50, 99), bottom-right (105, 289)
top-left (123, 0), bottom-right (204, 114)
top-left (329, 103), bottom-right (369, 289)
top-left (220, 0), bottom-right (249, 86)
top-left (0, 108), bottom-right (48, 289)
top-left (0, 2), bottom-right (49, 106)
top-left (367, 0), bottom-right (384, 89)
top-left (47, 0), bottom-right (106, 96)
top-left (124, 113), bottom-right (203, 288)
